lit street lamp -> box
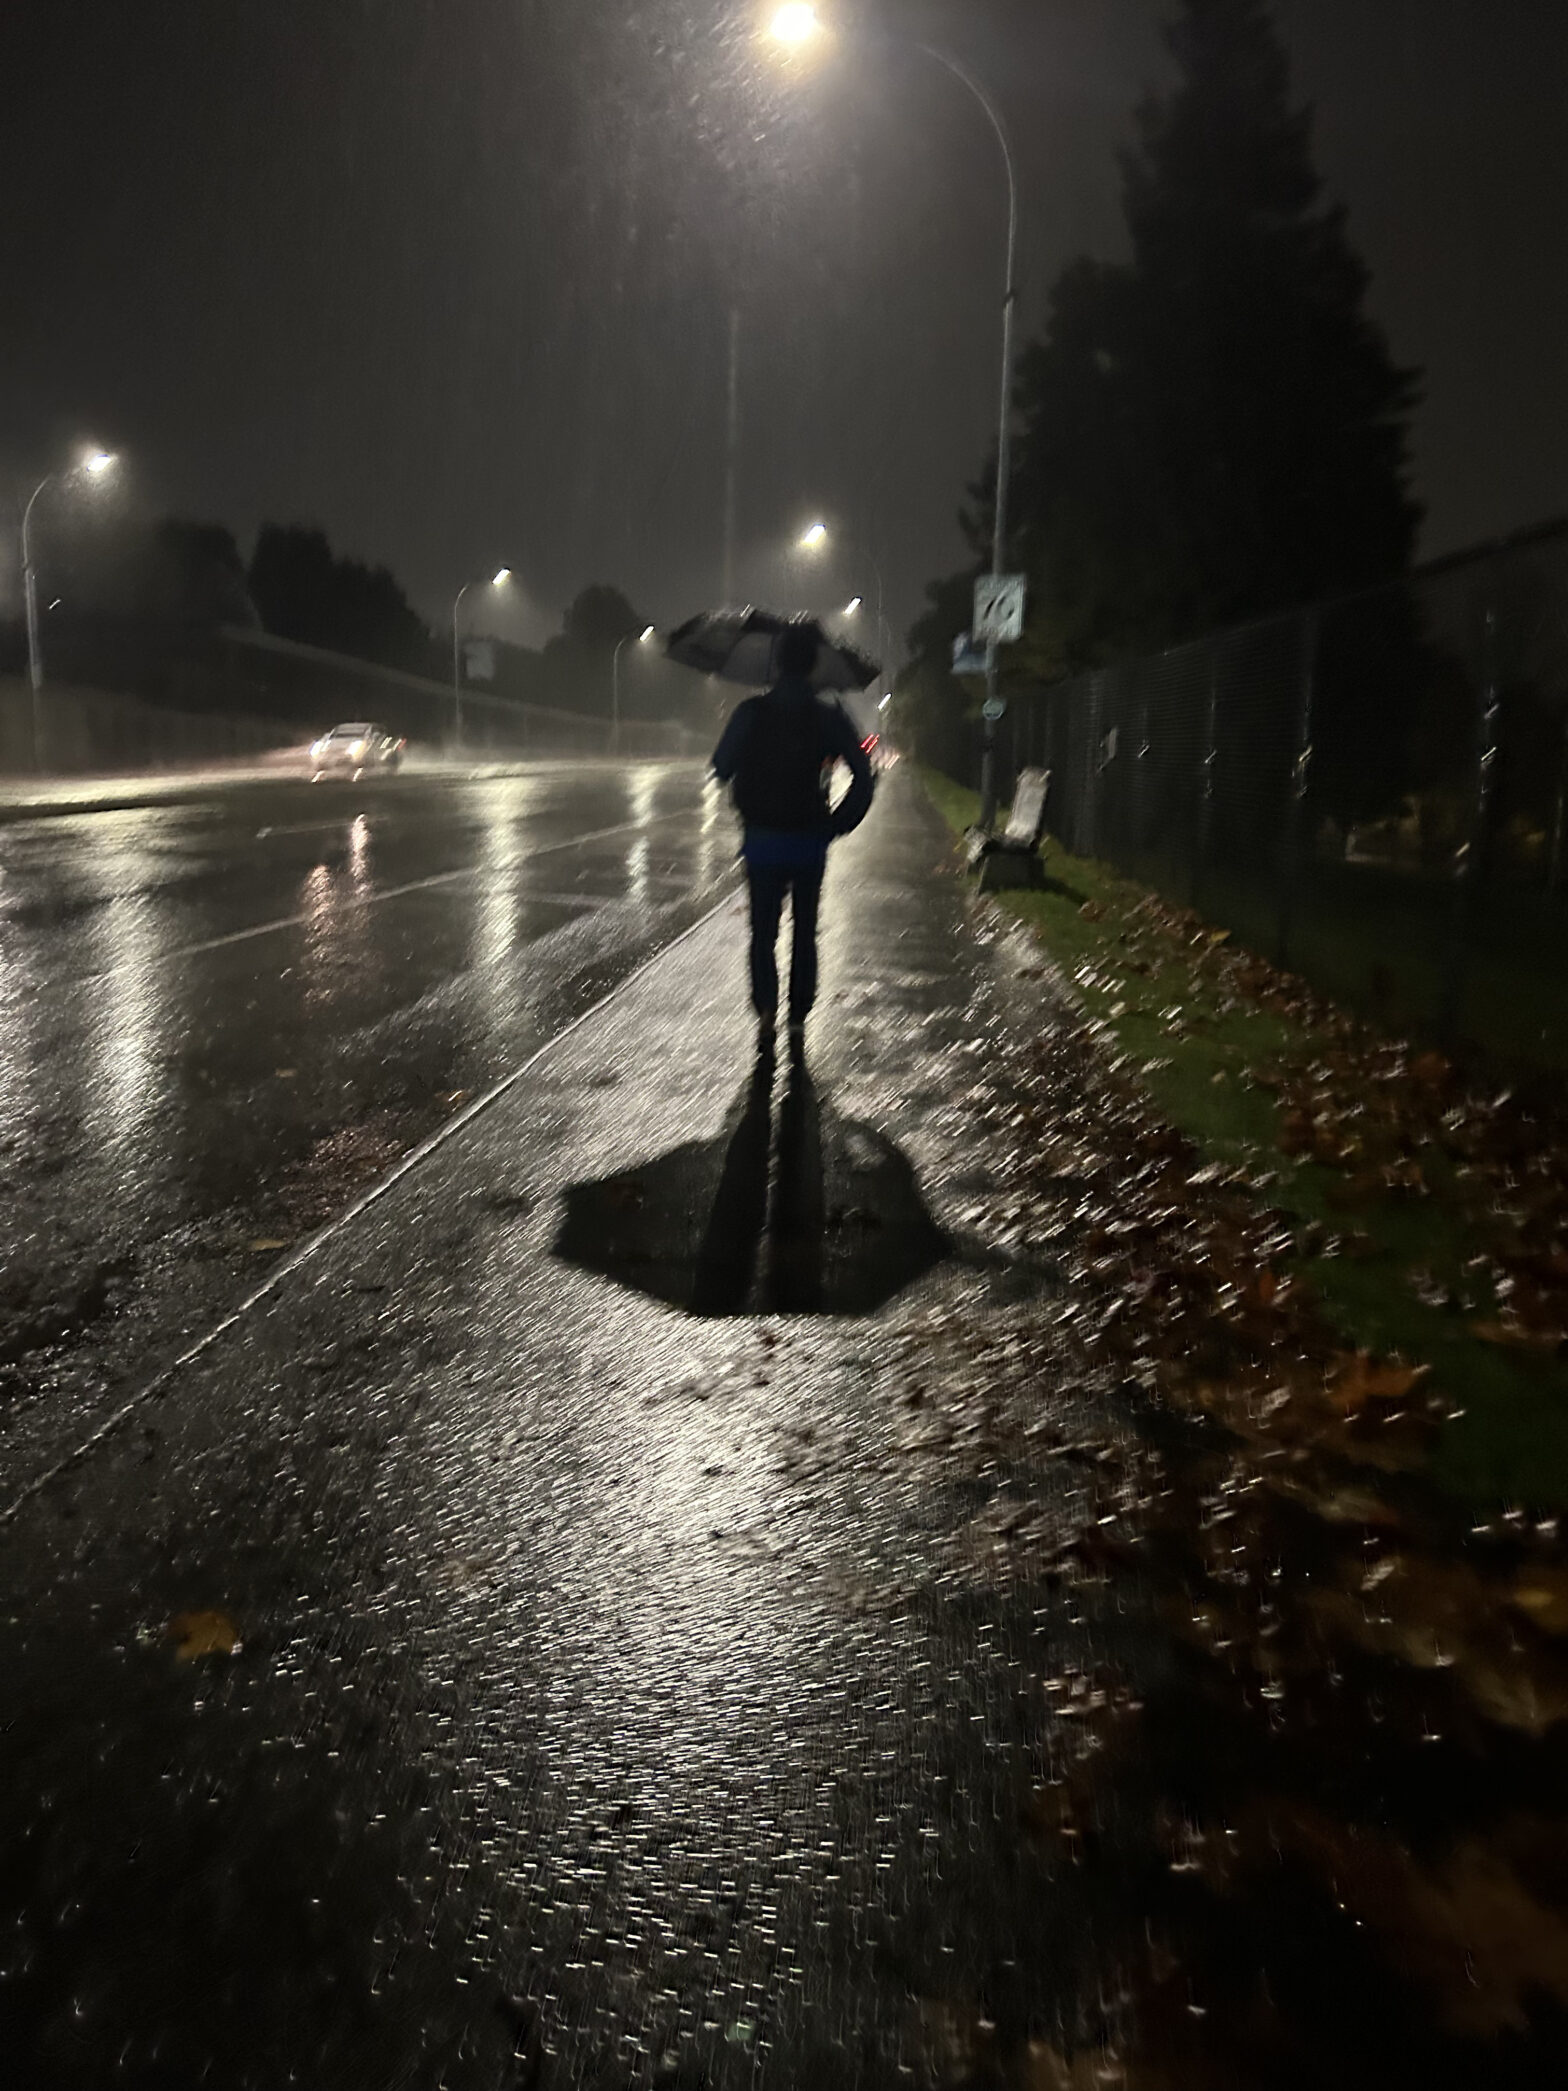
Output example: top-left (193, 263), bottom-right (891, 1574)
top-left (770, 4), bottom-right (823, 51)
top-left (612, 625), bottom-right (658, 755)
top-left (798, 520), bottom-right (890, 676)
top-left (769, 8), bottom-right (1018, 826)
top-left (451, 568), bottom-right (512, 747)
top-left (21, 448), bottom-right (117, 769)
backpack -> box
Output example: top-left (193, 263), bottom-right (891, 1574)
top-left (731, 687), bottom-right (835, 831)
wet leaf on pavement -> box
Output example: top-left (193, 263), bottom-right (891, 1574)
top-left (167, 1608), bottom-right (242, 1661)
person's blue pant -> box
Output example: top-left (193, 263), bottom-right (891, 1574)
top-left (746, 860), bottom-right (825, 1020)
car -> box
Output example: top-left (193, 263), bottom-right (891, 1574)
top-left (308, 723), bottom-right (405, 779)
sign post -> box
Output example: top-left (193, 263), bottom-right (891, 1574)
top-left (972, 576), bottom-right (1027, 828)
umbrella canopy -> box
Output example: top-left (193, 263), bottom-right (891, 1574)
top-left (664, 607), bottom-right (880, 694)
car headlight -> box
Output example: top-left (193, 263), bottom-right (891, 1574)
top-left (350, 740), bottom-right (368, 759)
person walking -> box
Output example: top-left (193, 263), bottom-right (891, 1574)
top-left (711, 624), bottom-right (875, 1052)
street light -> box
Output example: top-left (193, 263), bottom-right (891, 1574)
top-left (768, 11), bottom-right (1018, 827)
top-left (21, 447), bottom-right (119, 769)
top-left (770, 4), bottom-right (822, 50)
top-left (797, 518), bottom-right (890, 673)
top-left (611, 625), bottom-right (658, 756)
top-left (451, 567), bottom-right (513, 748)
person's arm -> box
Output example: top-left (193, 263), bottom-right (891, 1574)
top-left (711, 699), bottom-right (754, 784)
top-left (827, 703), bottom-right (876, 837)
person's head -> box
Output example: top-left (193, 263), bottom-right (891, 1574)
top-left (776, 625), bottom-right (819, 681)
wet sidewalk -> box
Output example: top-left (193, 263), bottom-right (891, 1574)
top-left (1, 770), bottom-right (1105, 2087)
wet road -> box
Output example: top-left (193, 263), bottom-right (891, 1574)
top-left (0, 771), bottom-right (1111, 2088)
top-left (0, 760), bottom-right (734, 1489)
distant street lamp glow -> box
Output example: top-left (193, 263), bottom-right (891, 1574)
top-left (772, 23), bottom-right (1019, 828)
top-left (613, 625), bottom-right (659, 753)
top-left (452, 565), bottom-right (516, 746)
top-left (799, 521), bottom-right (829, 551)
top-left (844, 595), bottom-right (863, 615)
top-left (879, 692), bottom-right (892, 711)
top-left (771, 3), bottom-right (822, 48)
top-left (21, 446), bottom-right (122, 763)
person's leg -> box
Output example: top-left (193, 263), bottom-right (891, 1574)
top-left (746, 863), bottom-right (786, 1020)
top-left (786, 861), bottom-right (825, 1023)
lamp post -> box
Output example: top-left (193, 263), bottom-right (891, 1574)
top-left (21, 449), bottom-right (116, 771)
top-left (798, 521), bottom-right (890, 675)
top-left (611, 625), bottom-right (658, 755)
top-left (451, 567), bottom-right (511, 748)
top-left (770, 8), bottom-right (1018, 826)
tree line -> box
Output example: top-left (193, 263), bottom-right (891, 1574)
top-left (899, 0), bottom-right (1423, 806)
top-left (11, 510), bottom-right (693, 726)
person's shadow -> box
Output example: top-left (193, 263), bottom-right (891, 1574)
top-left (553, 1047), bottom-right (948, 1318)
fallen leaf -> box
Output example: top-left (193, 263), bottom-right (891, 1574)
top-left (1325, 1350), bottom-right (1430, 1416)
top-left (1508, 1575), bottom-right (1568, 1637)
top-left (1410, 1050), bottom-right (1452, 1090)
top-left (1260, 1805), bottom-right (1568, 2037)
top-left (1471, 1319), bottom-right (1564, 1352)
top-left (168, 1609), bottom-right (241, 1661)
top-left (1024, 2042), bottom-right (1130, 2090)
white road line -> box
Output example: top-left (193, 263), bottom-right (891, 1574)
top-left (74, 808), bottom-right (703, 982)
top-left (0, 893), bottom-right (735, 1527)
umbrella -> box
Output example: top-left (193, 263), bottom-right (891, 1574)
top-left (664, 607), bottom-right (880, 694)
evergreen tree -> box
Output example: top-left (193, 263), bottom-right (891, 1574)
top-left (248, 524), bottom-right (433, 674)
top-left (1009, 0), bottom-right (1421, 667)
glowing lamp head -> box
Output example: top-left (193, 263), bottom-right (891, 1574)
top-left (492, 567), bottom-right (511, 586)
top-left (771, 3), bottom-right (822, 48)
top-left (83, 450), bottom-right (116, 476)
top-left (844, 596), bottom-right (863, 615)
top-left (799, 521), bottom-right (829, 552)
top-left (640, 625), bottom-right (656, 643)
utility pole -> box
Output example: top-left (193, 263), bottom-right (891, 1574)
top-left (722, 307), bottom-right (741, 606)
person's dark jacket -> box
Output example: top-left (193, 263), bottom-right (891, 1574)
top-left (711, 676), bottom-right (875, 845)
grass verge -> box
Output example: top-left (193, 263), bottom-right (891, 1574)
top-left (922, 766), bottom-right (1568, 1509)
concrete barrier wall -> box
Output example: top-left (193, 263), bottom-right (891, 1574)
top-left (0, 624), bottom-right (705, 777)
top-left (0, 678), bottom-right (299, 777)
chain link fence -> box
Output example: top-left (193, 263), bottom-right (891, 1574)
top-left (1003, 519), bottom-right (1568, 1076)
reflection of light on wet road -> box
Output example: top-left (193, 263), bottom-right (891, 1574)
top-left (299, 850), bottom-right (376, 1011)
top-left (624, 834), bottom-right (651, 905)
top-left (0, 902), bottom-right (43, 1159)
top-left (624, 767), bottom-right (661, 833)
top-left (94, 897), bottom-right (167, 1142)
top-left (474, 795), bottom-right (524, 978)
top-left (87, 823), bottom-right (176, 1152)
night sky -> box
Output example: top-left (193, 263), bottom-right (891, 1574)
top-left (3, 0), bottom-right (1565, 656)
